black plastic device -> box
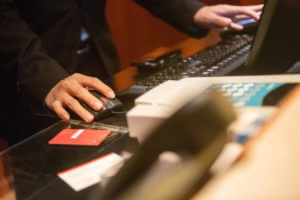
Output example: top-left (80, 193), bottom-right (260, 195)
top-left (130, 34), bottom-right (253, 92)
top-left (131, 50), bottom-right (182, 73)
top-left (70, 90), bottom-right (123, 120)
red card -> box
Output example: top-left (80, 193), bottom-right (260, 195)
top-left (49, 129), bottom-right (111, 146)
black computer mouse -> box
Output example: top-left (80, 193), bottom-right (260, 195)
top-left (70, 90), bottom-right (123, 121)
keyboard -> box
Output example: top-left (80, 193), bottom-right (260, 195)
top-left (129, 34), bottom-right (253, 93)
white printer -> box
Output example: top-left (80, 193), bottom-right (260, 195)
top-left (127, 75), bottom-right (300, 142)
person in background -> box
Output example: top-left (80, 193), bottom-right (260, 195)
top-left (0, 0), bottom-right (262, 143)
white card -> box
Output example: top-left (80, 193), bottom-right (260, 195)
top-left (58, 153), bottom-right (124, 191)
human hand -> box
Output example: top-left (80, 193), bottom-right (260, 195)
top-left (194, 4), bottom-right (263, 30)
top-left (45, 73), bottom-right (115, 123)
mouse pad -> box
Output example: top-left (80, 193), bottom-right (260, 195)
top-left (49, 129), bottom-right (111, 146)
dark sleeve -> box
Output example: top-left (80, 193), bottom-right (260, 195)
top-left (0, 0), bottom-right (69, 108)
top-left (134, 0), bottom-right (209, 38)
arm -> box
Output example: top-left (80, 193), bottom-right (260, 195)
top-left (134, 0), bottom-right (263, 34)
top-left (134, 0), bottom-right (209, 38)
top-left (0, 0), bottom-right (69, 107)
top-left (0, 0), bottom-right (115, 123)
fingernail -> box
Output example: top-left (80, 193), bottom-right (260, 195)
top-left (107, 91), bottom-right (115, 99)
top-left (94, 101), bottom-right (102, 110)
top-left (64, 114), bottom-right (70, 120)
top-left (86, 114), bottom-right (94, 122)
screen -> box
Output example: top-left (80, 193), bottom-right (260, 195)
top-left (244, 0), bottom-right (300, 74)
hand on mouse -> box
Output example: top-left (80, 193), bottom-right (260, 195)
top-left (45, 73), bottom-right (115, 123)
top-left (194, 4), bottom-right (263, 30)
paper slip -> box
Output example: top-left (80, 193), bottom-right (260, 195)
top-left (58, 153), bottom-right (124, 191)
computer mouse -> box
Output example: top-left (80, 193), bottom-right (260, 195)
top-left (70, 90), bottom-right (123, 121)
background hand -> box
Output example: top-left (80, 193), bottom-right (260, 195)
top-left (45, 73), bottom-right (115, 123)
top-left (194, 4), bottom-right (263, 30)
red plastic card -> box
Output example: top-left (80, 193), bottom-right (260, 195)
top-left (48, 129), bottom-right (111, 146)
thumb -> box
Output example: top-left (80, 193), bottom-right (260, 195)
top-left (229, 22), bottom-right (244, 31)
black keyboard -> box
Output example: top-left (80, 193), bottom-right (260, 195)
top-left (128, 34), bottom-right (253, 93)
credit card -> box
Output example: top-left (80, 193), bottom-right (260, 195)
top-left (49, 129), bottom-right (111, 146)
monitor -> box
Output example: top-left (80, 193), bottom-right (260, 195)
top-left (244, 0), bottom-right (300, 74)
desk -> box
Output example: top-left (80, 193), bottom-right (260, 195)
top-left (0, 121), bottom-right (138, 200)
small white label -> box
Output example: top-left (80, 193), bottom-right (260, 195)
top-left (70, 129), bottom-right (84, 139)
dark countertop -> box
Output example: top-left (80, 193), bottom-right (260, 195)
top-left (0, 97), bottom-right (139, 200)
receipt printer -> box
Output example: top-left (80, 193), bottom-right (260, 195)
top-left (126, 75), bottom-right (300, 143)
